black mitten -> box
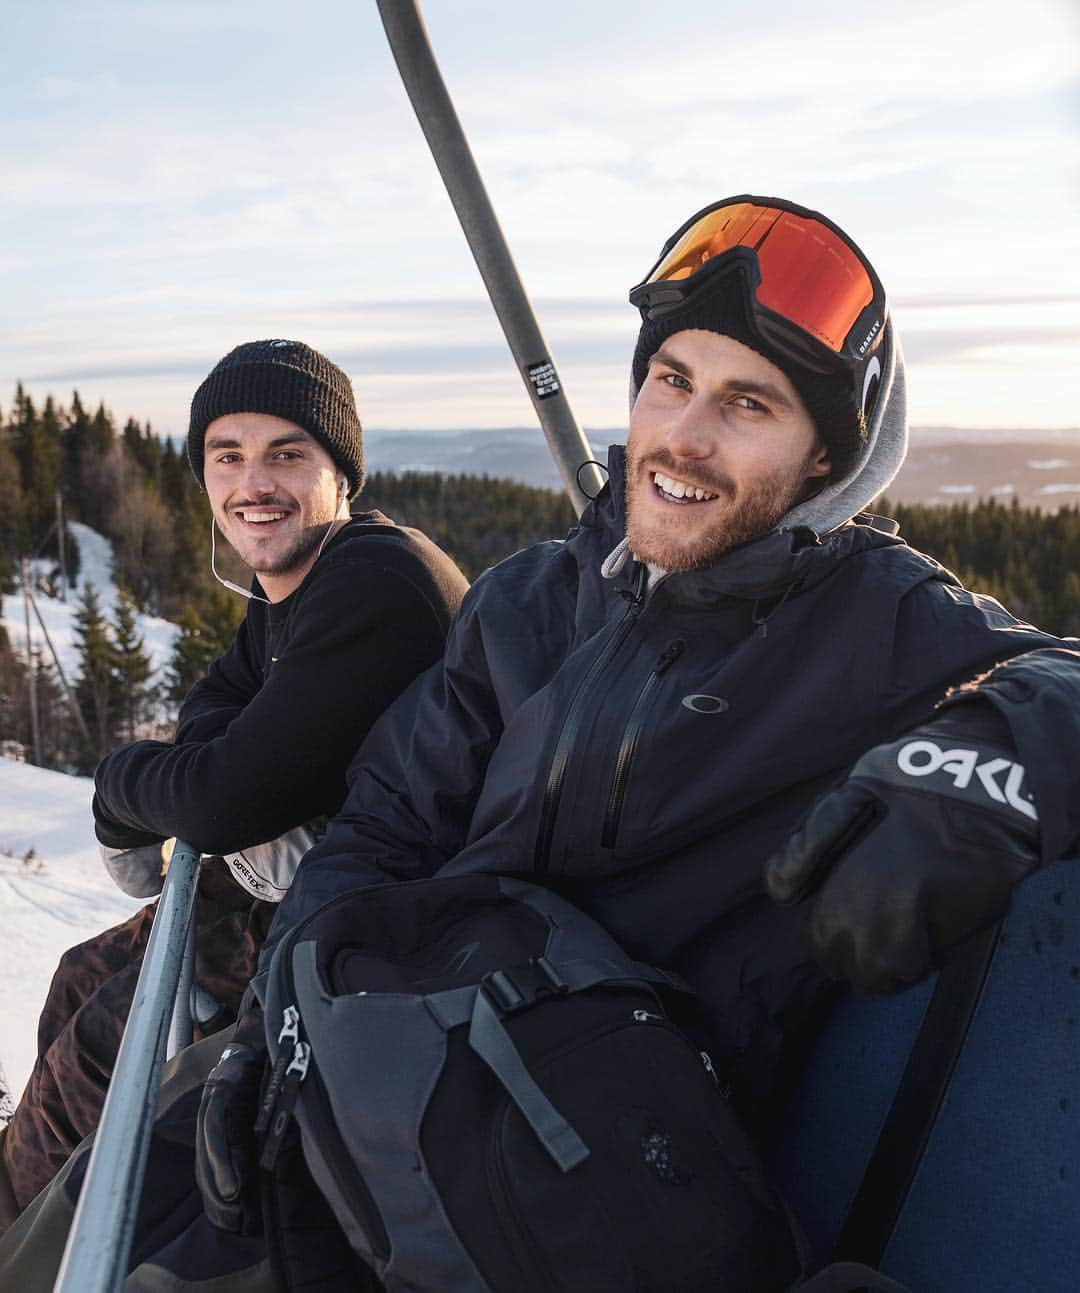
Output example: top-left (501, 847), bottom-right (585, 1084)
top-left (765, 705), bottom-right (1040, 993)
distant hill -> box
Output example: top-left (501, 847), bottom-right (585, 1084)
top-left (365, 427), bottom-right (1080, 511)
top-left (887, 429), bottom-right (1080, 510)
top-left (365, 428), bottom-right (574, 493)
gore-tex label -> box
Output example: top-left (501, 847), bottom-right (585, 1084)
top-left (526, 359), bottom-right (561, 400)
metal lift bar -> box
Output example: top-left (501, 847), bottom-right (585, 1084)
top-left (53, 842), bottom-right (202, 1293)
top-left (376, 0), bottom-right (606, 516)
top-left (167, 909), bottom-right (197, 1059)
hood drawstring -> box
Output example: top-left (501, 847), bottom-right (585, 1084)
top-left (751, 580), bottom-right (800, 639)
top-left (601, 536), bottom-right (632, 579)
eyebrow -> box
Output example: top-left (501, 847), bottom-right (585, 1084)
top-left (649, 347), bottom-right (795, 411)
top-left (204, 431), bottom-right (313, 451)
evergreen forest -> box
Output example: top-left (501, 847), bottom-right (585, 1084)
top-left (0, 385), bottom-right (1077, 774)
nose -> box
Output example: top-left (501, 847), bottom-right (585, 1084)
top-left (238, 461), bottom-right (276, 500)
top-left (664, 397), bottom-right (716, 461)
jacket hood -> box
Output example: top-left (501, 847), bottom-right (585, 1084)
top-left (780, 319), bottom-right (907, 533)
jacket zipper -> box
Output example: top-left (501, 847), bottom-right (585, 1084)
top-left (533, 567), bottom-right (648, 873)
top-left (601, 639), bottom-right (685, 849)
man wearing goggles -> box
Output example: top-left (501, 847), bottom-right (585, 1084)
top-left (623, 196), bottom-right (893, 570)
top-left (5, 198), bottom-right (1078, 1290)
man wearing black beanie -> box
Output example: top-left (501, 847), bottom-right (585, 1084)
top-left (0, 340), bottom-right (469, 1225)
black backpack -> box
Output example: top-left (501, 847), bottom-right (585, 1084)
top-left (255, 872), bottom-right (804, 1292)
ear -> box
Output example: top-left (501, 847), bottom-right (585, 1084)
top-left (808, 441), bottom-right (832, 479)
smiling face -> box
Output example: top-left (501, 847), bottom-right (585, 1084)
top-left (624, 330), bottom-right (831, 571)
top-left (202, 412), bottom-right (348, 601)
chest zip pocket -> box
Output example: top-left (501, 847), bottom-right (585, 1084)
top-left (601, 640), bottom-right (685, 849)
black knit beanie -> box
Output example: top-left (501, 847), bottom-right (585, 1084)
top-left (631, 281), bottom-right (866, 479)
top-left (187, 340), bottom-right (364, 496)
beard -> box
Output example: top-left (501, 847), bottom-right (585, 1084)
top-left (249, 522), bottom-right (330, 577)
top-left (625, 446), bottom-right (816, 573)
top-left (220, 495), bottom-right (337, 578)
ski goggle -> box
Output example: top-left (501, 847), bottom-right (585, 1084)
top-left (629, 195), bottom-right (888, 417)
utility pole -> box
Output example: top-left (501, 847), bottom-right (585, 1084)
top-left (23, 578), bottom-right (92, 751)
top-left (20, 557), bottom-right (42, 765)
top-left (56, 491), bottom-right (69, 601)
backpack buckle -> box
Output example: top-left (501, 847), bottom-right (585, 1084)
top-left (481, 957), bottom-right (568, 1014)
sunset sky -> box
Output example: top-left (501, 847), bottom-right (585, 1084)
top-left (4, 0), bottom-right (1079, 445)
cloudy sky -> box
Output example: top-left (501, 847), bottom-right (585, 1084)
top-left (4, 0), bottom-right (1079, 445)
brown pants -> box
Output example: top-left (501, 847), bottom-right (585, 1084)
top-left (0, 857), bottom-right (272, 1229)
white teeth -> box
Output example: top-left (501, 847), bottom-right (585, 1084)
top-left (652, 471), bottom-right (717, 502)
top-left (240, 511), bottom-right (287, 523)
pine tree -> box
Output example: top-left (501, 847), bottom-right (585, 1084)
top-left (0, 625), bottom-right (27, 757)
top-left (31, 657), bottom-right (73, 771)
top-left (61, 390), bottom-right (91, 498)
top-left (11, 386), bottom-right (60, 548)
top-left (87, 402), bottom-right (116, 457)
top-left (73, 585), bottom-right (122, 769)
top-left (167, 606), bottom-right (219, 703)
top-left (0, 429), bottom-right (24, 589)
top-left (112, 589), bottom-right (155, 742)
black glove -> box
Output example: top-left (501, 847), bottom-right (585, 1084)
top-left (195, 1006), bottom-right (267, 1235)
top-left (765, 706), bottom-right (1040, 994)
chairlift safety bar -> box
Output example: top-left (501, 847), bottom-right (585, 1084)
top-left (53, 843), bottom-right (201, 1293)
top-left (375, 0), bottom-right (605, 515)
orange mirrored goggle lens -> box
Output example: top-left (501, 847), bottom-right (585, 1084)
top-left (645, 202), bottom-right (875, 354)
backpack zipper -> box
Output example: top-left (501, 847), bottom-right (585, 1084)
top-left (255, 1004), bottom-right (302, 1140)
top-left (601, 639), bottom-right (684, 849)
top-left (533, 569), bottom-right (647, 873)
top-left (258, 1029), bottom-right (310, 1174)
top-left (261, 938), bottom-right (394, 1262)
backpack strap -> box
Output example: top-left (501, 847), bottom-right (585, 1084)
top-left (467, 988), bottom-right (591, 1172)
top-left (423, 954), bottom-right (682, 1031)
top-left (421, 954), bottom-right (679, 1174)
top-left (833, 920), bottom-right (1002, 1266)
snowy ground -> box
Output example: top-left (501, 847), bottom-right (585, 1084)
top-left (0, 758), bottom-right (141, 1101)
top-left (0, 523), bottom-right (177, 1102)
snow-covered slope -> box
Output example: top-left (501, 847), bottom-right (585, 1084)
top-left (0, 757), bottom-right (142, 1102)
top-left (1, 520), bottom-right (179, 684)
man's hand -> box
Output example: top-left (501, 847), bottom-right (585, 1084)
top-left (99, 840), bottom-right (171, 899)
top-left (765, 707), bottom-right (1040, 994)
top-left (195, 1009), bottom-right (266, 1235)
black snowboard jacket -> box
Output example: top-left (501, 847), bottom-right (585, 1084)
top-left (265, 448), bottom-right (1080, 1125)
top-left (92, 511), bottom-right (469, 857)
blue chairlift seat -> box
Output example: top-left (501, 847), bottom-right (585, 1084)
top-left (771, 856), bottom-right (1080, 1293)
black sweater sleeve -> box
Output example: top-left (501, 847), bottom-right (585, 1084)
top-left (171, 616), bottom-right (264, 747)
top-left (93, 535), bottom-right (467, 854)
